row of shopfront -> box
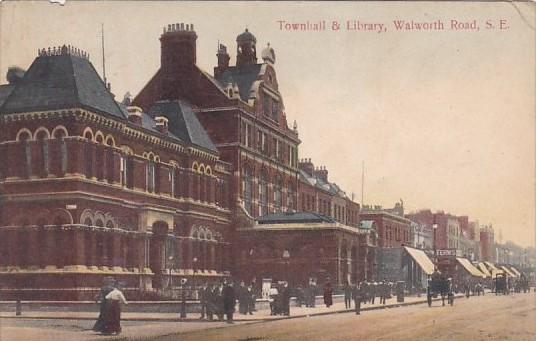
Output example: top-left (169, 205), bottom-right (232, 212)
top-left (378, 246), bottom-right (525, 292)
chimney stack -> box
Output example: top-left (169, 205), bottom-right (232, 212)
top-left (127, 106), bottom-right (143, 125)
top-left (298, 158), bottom-right (315, 176)
top-left (214, 43), bottom-right (230, 78)
top-left (155, 116), bottom-right (169, 134)
top-left (160, 22), bottom-right (197, 100)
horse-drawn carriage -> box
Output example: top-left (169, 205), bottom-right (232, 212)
top-left (427, 271), bottom-right (454, 307)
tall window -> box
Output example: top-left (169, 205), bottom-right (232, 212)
top-left (147, 159), bottom-right (155, 193)
top-left (19, 131), bottom-right (32, 178)
top-left (36, 130), bottom-right (49, 177)
top-left (263, 95), bottom-right (270, 116)
top-left (287, 183), bottom-right (295, 212)
top-left (274, 176), bottom-right (282, 213)
top-left (120, 156), bottom-right (128, 187)
top-left (272, 101), bottom-right (279, 121)
top-left (259, 171), bottom-right (268, 216)
top-left (242, 166), bottom-right (253, 215)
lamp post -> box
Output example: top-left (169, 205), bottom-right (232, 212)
top-left (282, 250), bottom-right (290, 285)
top-left (168, 256), bottom-right (174, 295)
top-left (432, 223), bottom-right (438, 268)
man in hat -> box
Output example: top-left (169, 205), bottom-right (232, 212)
top-left (323, 279), bottom-right (333, 308)
top-left (222, 280), bottom-right (236, 323)
top-left (198, 282), bottom-right (208, 320)
top-left (352, 282), bottom-right (363, 315)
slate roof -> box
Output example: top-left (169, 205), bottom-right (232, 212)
top-left (0, 84), bottom-right (14, 107)
top-left (359, 220), bottom-right (375, 229)
top-left (299, 168), bottom-right (347, 198)
top-left (214, 64), bottom-right (263, 101)
top-left (147, 100), bottom-right (217, 152)
top-left (0, 53), bottom-right (126, 119)
top-left (257, 211), bottom-right (336, 224)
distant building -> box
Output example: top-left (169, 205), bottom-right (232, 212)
top-left (480, 225), bottom-right (495, 262)
top-left (361, 201), bottom-right (412, 248)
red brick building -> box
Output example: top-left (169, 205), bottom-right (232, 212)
top-left (479, 225), bottom-right (495, 262)
top-left (298, 158), bottom-right (360, 227)
top-left (0, 45), bottom-right (233, 299)
top-left (361, 203), bottom-right (412, 248)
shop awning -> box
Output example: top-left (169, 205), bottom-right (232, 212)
top-left (476, 262), bottom-right (492, 277)
top-left (404, 246), bottom-right (435, 275)
top-left (484, 261), bottom-right (503, 276)
top-left (456, 257), bottom-right (486, 277)
top-left (509, 266), bottom-right (522, 277)
top-left (500, 265), bottom-right (517, 277)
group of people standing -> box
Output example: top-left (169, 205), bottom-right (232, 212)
top-left (93, 281), bottom-right (128, 335)
top-left (346, 280), bottom-right (392, 306)
top-left (198, 280), bottom-right (242, 323)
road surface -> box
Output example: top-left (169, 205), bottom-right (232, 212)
top-left (156, 293), bottom-right (536, 341)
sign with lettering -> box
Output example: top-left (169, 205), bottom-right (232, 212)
top-left (437, 249), bottom-right (457, 257)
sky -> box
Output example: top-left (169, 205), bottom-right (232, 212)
top-left (0, 1), bottom-right (534, 247)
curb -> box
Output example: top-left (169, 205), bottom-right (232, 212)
top-left (0, 295), bottom-right (465, 322)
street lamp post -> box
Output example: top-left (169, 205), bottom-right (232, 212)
top-left (168, 256), bottom-right (174, 295)
top-left (432, 223), bottom-right (438, 268)
top-left (282, 250), bottom-right (290, 285)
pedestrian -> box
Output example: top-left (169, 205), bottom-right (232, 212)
top-left (296, 285), bottom-right (304, 307)
top-left (246, 284), bottom-right (255, 315)
top-left (280, 282), bottom-right (290, 316)
top-left (378, 281), bottom-right (385, 305)
top-left (92, 279), bottom-right (114, 333)
top-left (238, 281), bottom-right (248, 314)
top-left (310, 280), bottom-right (317, 308)
top-left (206, 283), bottom-right (214, 321)
top-left (222, 280), bottom-right (236, 323)
top-left (343, 281), bottom-right (352, 309)
top-left (198, 282), bottom-right (208, 320)
top-left (352, 283), bottom-right (362, 315)
top-left (370, 282), bottom-right (376, 304)
top-left (323, 280), bottom-right (333, 308)
top-left (268, 285), bottom-right (279, 315)
top-left (361, 281), bottom-right (369, 304)
top-left (215, 283), bottom-right (225, 321)
top-left (102, 284), bottom-right (128, 335)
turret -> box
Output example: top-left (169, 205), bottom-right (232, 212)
top-left (236, 28), bottom-right (257, 67)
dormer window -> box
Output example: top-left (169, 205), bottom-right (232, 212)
top-left (229, 88), bottom-right (233, 97)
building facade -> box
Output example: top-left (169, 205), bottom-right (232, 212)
top-left (0, 45), bottom-right (233, 300)
top-left (361, 203), bottom-right (412, 248)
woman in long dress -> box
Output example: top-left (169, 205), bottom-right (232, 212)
top-left (102, 285), bottom-right (128, 335)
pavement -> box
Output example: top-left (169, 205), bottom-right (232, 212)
top-left (0, 293), bottom-right (469, 341)
top-left (0, 294), bottom-right (453, 322)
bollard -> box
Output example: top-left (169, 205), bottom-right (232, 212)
top-left (180, 286), bottom-right (187, 318)
top-left (15, 300), bottom-right (22, 316)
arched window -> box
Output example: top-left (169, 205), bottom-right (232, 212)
top-left (274, 176), bottom-right (282, 213)
top-left (242, 166), bottom-right (253, 215)
top-left (259, 170), bottom-right (268, 216)
top-left (145, 153), bottom-right (158, 193)
top-left (35, 130), bottom-right (49, 177)
top-left (18, 130), bottom-right (32, 178)
top-left (53, 128), bottom-right (68, 175)
top-left (95, 134), bottom-right (104, 180)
